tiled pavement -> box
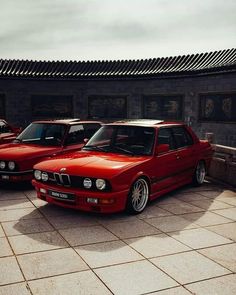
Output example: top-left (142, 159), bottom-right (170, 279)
top-left (0, 181), bottom-right (236, 295)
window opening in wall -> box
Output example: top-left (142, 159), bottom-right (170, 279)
top-left (31, 95), bottom-right (73, 120)
top-left (0, 94), bottom-right (5, 118)
top-left (143, 95), bottom-right (183, 120)
top-left (88, 96), bottom-right (127, 119)
top-left (199, 93), bottom-right (236, 122)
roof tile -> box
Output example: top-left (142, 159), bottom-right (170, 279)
top-left (0, 48), bottom-right (235, 79)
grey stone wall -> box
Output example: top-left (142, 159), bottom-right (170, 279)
top-left (0, 72), bottom-right (236, 147)
top-left (209, 144), bottom-right (236, 187)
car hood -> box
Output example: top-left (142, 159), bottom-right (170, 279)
top-left (0, 133), bottom-right (16, 141)
top-left (0, 143), bottom-right (60, 161)
top-left (34, 151), bottom-right (150, 179)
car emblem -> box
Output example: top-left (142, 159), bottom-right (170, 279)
top-left (60, 168), bottom-right (67, 172)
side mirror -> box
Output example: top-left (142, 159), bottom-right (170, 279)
top-left (155, 144), bottom-right (170, 155)
top-left (84, 138), bottom-right (89, 144)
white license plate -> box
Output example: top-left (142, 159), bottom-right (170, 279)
top-left (49, 190), bottom-right (75, 202)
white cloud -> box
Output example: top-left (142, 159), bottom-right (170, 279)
top-left (0, 0), bottom-right (235, 60)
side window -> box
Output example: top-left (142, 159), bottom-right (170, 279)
top-left (172, 127), bottom-right (193, 148)
top-left (66, 124), bottom-right (85, 145)
top-left (157, 128), bottom-right (175, 150)
top-left (84, 124), bottom-right (101, 139)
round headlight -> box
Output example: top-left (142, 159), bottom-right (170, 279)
top-left (34, 170), bottom-right (42, 180)
top-left (41, 172), bottom-right (49, 182)
top-left (96, 179), bottom-right (106, 190)
top-left (0, 161), bottom-right (6, 169)
top-left (83, 178), bottom-right (92, 189)
top-left (8, 161), bottom-right (15, 171)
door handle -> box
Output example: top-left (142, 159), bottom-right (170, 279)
top-left (176, 154), bottom-right (180, 160)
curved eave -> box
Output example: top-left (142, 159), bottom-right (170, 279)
top-left (0, 48), bottom-right (235, 80)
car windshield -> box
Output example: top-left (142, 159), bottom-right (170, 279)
top-left (83, 125), bottom-right (155, 156)
top-left (15, 123), bottom-right (66, 146)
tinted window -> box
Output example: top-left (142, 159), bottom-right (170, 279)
top-left (172, 127), bottom-right (193, 148)
top-left (84, 125), bottom-right (155, 155)
top-left (66, 125), bottom-right (85, 145)
top-left (65, 124), bottom-right (101, 145)
top-left (157, 128), bottom-right (176, 150)
top-left (16, 123), bottom-right (66, 146)
top-left (84, 124), bottom-right (101, 138)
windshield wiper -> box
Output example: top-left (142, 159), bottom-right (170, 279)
top-left (111, 145), bottom-right (134, 155)
top-left (83, 145), bottom-right (107, 152)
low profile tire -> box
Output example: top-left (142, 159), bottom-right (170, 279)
top-left (126, 178), bottom-right (149, 214)
top-left (193, 161), bottom-right (206, 186)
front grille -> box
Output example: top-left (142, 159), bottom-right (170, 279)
top-left (37, 171), bottom-right (111, 192)
top-left (52, 173), bottom-right (71, 186)
top-left (61, 174), bottom-right (71, 186)
top-left (54, 173), bottom-right (61, 185)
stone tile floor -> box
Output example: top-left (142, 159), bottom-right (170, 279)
top-left (0, 180), bottom-right (236, 295)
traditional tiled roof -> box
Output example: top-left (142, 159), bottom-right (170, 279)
top-left (0, 48), bottom-right (235, 79)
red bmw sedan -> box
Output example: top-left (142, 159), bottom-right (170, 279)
top-left (0, 119), bottom-right (21, 144)
top-left (0, 119), bottom-right (102, 182)
top-left (32, 120), bottom-right (213, 214)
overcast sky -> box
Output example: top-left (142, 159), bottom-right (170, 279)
top-left (0, 0), bottom-right (235, 61)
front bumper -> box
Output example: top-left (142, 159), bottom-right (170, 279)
top-left (32, 179), bottom-right (129, 213)
top-left (0, 170), bottom-right (33, 182)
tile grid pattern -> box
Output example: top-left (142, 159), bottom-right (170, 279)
top-left (0, 182), bottom-right (235, 294)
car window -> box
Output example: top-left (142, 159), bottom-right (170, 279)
top-left (65, 124), bottom-right (85, 145)
top-left (114, 126), bottom-right (155, 154)
top-left (157, 128), bottom-right (176, 150)
top-left (84, 123), bottom-right (101, 139)
top-left (172, 127), bottom-right (193, 148)
top-left (83, 125), bottom-right (155, 155)
top-left (16, 123), bottom-right (66, 146)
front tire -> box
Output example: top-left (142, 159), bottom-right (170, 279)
top-left (193, 161), bottom-right (206, 186)
top-left (126, 178), bottom-right (149, 214)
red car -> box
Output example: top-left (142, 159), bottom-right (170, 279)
top-left (32, 120), bottom-right (213, 214)
top-left (0, 119), bottom-right (102, 182)
top-left (0, 119), bottom-right (21, 144)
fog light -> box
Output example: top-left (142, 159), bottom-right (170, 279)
top-left (40, 188), bottom-right (47, 194)
top-left (99, 198), bottom-right (115, 204)
top-left (87, 197), bottom-right (98, 204)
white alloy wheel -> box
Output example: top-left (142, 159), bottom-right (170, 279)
top-left (127, 178), bottom-right (149, 214)
top-left (193, 161), bottom-right (206, 186)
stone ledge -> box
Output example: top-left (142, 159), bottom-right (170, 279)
top-left (209, 144), bottom-right (236, 187)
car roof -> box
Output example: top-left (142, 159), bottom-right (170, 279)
top-left (108, 119), bottom-right (184, 128)
top-left (32, 119), bottom-right (102, 125)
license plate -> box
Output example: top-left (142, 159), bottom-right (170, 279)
top-left (48, 190), bottom-right (75, 202)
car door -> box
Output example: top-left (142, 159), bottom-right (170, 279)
top-left (150, 127), bottom-right (180, 194)
top-left (172, 126), bottom-right (196, 181)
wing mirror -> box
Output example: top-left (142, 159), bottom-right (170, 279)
top-left (155, 144), bottom-right (170, 155)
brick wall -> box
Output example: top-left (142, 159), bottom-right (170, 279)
top-left (0, 72), bottom-right (236, 146)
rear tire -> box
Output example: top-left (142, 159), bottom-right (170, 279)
top-left (193, 161), bottom-right (206, 186)
top-left (126, 178), bottom-right (149, 214)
